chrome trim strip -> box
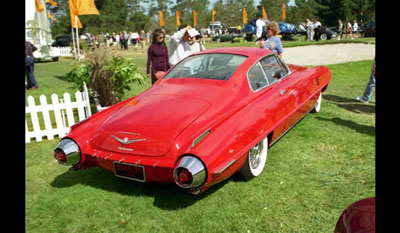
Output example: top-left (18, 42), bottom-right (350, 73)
top-left (118, 147), bottom-right (133, 151)
top-left (192, 129), bottom-right (211, 147)
top-left (104, 154), bottom-right (112, 160)
top-left (213, 159), bottom-right (236, 175)
top-left (117, 131), bottom-right (141, 135)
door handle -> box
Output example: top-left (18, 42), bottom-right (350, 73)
top-left (280, 90), bottom-right (287, 96)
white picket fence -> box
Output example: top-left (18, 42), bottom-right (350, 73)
top-left (25, 84), bottom-right (91, 143)
top-left (53, 46), bottom-right (72, 57)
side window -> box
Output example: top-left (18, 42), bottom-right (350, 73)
top-left (248, 62), bottom-right (268, 91)
top-left (260, 55), bottom-right (288, 84)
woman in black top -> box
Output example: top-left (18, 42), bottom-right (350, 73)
top-left (146, 29), bottom-right (170, 84)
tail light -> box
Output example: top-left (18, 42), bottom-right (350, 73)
top-left (54, 138), bottom-right (81, 165)
top-left (173, 156), bottom-right (206, 189)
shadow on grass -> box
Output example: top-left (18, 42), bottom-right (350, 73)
top-left (315, 116), bottom-right (375, 137)
top-left (324, 94), bottom-right (375, 114)
top-left (50, 166), bottom-right (230, 210)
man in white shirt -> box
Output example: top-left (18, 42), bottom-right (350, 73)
top-left (255, 18), bottom-right (266, 39)
top-left (168, 25), bottom-right (202, 66)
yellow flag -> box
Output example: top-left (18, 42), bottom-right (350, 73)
top-left (48, 12), bottom-right (56, 22)
top-left (69, 0), bottom-right (83, 28)
top-left (243, 8), bottom-right (248, 24)
top-left (212, 9), bottom-right (216, 24)
top-left (262, 6), bottom-right (267, 19)
top-left (193, 10), bottom-right (197, 28)
top-left (159, 11), bottom-right (165, 27)
top-left (176, 11), bottom-right (181, 26)
top-left (45, 0), bottom-right (58, 7)
top-left (76, 0), bottom-right (99, 15)
top-left (282, 3), bottom-right (286, 21)
top-left (35, 0), bottom-right (44, 13)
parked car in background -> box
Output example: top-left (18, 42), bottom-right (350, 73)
top-left (361, 21), bottom-right (375, 37)
top-left (51, 35), bottom-right (73, 47)
top-left (278, 22), bottom-right (297, 40)
top-left (242, 18), bottom-right (267, 40)
top-left (315, 26), bottom-right (336, 40)
top-left (212, 33), bottom-right (243, 42)
top-left (209, 21), bottom-right (223, 34)
top-left (53, 47), bottom-right (331, 195)
top-left (242, 18), bottom-right (299, 41)
top-left (334, 197), bottom-right (375, 233)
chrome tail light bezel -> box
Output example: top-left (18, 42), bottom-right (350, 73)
top-left (173, 155), bottom-right (207, 189)
top-left (54, 138), bottom-right (81, 166)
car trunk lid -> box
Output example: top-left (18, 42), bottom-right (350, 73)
top-left (93, 94), bottom-right (210, 156)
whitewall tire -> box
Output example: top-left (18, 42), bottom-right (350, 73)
top-left (311, 92), bottom-right (322, 113)
top-left (240, 137), bottom-right (268, 181)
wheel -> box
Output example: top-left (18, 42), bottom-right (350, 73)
top-left (240, 137), bottom-right (268, 181)
top-left (311, 92), bottom-right (322, 113)
top-left (216, 38), bottom-right (221, 43)
top-left (320, 33), bottom-right (327, 40)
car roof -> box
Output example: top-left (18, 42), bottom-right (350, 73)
top-left (197, 47), bottom-right (273, 58)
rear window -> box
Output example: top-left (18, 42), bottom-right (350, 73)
top-left (164, 53), bottom-right (247, 81)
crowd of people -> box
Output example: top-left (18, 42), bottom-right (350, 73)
top-left (26, 18), bottom-right (374, 104)
top-left (85, 30), bottom-right (152, 52)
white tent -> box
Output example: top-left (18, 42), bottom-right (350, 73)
top-left (25, 0), bottom-right (59, 61)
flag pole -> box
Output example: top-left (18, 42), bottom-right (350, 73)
top-left (71, 27), bottom-right (77, 60)
top-left (75, 15), bottom-right (81, 61)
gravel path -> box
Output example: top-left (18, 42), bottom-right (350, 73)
top-left (283, 43), bottom-right (375, 66)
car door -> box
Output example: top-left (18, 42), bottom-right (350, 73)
top-left (257, 55), bottom-right (295, 142)
top-left (247, 55), bottom-right (292, 144)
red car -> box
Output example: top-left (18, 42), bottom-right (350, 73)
top-left (54, 47), bottom-right (331, 194)
top-left (334, 197), bottom-right (375, 233)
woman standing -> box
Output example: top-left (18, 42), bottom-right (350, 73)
top-left (261, 21), bottom-right (284, 58)
top-left (146, 29), bottom-right (170, 84)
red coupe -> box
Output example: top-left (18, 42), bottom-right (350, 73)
top-left (54, 47), bottom-right (331, 194)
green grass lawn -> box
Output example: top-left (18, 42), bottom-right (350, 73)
top-left (25, 43), bottom-right (375, 232)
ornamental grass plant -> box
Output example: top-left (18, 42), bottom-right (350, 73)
top-left (65, 48), bottom-right (146, 108)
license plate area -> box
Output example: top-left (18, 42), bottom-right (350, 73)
top-left (113, 162), bottom-right (145, 182)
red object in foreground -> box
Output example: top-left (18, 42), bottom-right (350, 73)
top-left (334, 197), bottom-right (375, 233)
top-left (53, 47), bottom-right (331, 194)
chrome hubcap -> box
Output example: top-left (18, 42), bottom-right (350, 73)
top-left (249, 141), bottom-right (264, 169)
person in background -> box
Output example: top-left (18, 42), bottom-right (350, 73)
top-left (98, 32), bottom-right (106, 48)
top-left (337, 19), bottom-right (343, 40)
top-left (168, 25), bottom-right (201, 66)
top-left (130, 31), bottom-right (139, 51)
top-left (356, 58), bottom-right (376, 104)
top-left (260, 21), bottom-right (284, 58)
top-left (114, 32), bottom-right (120, 50)
top-left (139, 30), bottom-right (146, 53)
top-left (255, 18), bottom-right (266, 39)
top-left (25, 41), bottom-right (38, 90)
top-left (306, 18), bottom-right (314, 41)
top-left (346, 21), bottom-right (353, 39)
top-left (147, 29), bottom-right (170, 84)
top-left (123, 31), bottom-right (129, 49)
top-left (352, 20), bottom-right (359, 38)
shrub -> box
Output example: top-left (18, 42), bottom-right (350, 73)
top-left (64, 48), bottom-right (146, 107)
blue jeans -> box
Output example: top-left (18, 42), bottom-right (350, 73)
top-left (362, 71), bottom-right (375, 101)
top-left (25, 56), bottom-right (38, 88)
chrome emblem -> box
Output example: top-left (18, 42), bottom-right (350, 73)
top-left (111, 135), bottom-right (146, 145)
